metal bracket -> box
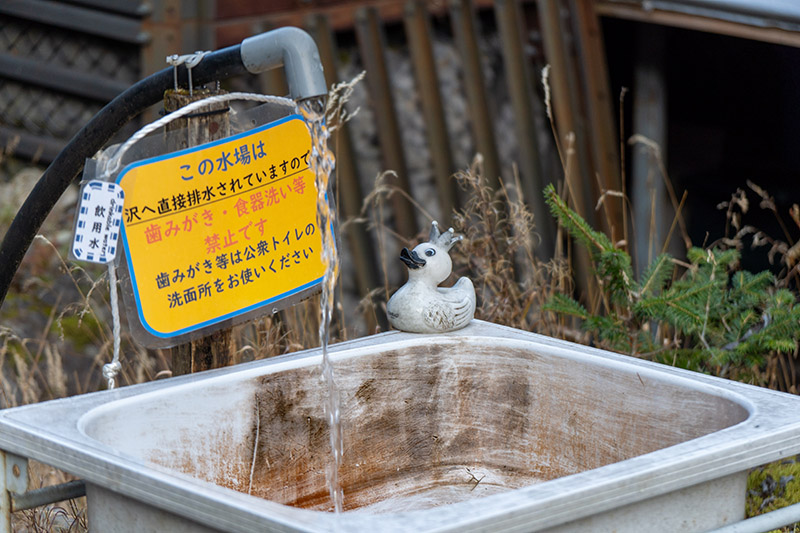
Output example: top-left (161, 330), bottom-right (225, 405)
top-left (1, 450), bottom-right (27, 533)
top-left (12, 480), bottom-right (86, 513)
top-left (166, 51), bottom-right (211, 96)
top-left (0, 450), bottom-right (86, 533)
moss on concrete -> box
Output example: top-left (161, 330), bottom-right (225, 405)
top-left (747, 456), bottom-right (800, 532)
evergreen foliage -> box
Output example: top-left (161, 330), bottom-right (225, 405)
top-left (542, 184), bottom-right (800, 375)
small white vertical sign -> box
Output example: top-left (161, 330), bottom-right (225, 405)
top-left (72, 180), bottom-right (125, 264)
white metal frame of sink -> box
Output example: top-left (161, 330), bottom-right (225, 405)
top-left (2, 320), bottom-right (800, 532)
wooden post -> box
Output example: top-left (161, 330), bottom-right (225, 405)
top-left (449, 0), bottom-right (502, 192)
top-left (536, 0), bottom-right (596, 303)
top-left (494, 0), bottom-right (554, 258)
top-left (139, 0), bottom-right (182, 123)
top-left (354, 7), bottom-right (418, 239)
top-left (404, 0), bottom-right (460, 219)
top-left (165, 88), bottom-right (234, 375)
top-left (570, 0), bottom-right (623, 242)
top-left (307, 13), bottom-right (386, 332)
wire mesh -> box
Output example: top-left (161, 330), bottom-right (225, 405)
top-left (0, 14), bottom-right (140, 158)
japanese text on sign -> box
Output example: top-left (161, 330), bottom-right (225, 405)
top-left (71, 181), bottom-right (125, 264)
top-left (118, 115), bottom-right (324, 338)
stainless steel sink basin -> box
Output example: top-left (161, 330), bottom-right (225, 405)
top-left (2, 320), bottom-right (799, 532)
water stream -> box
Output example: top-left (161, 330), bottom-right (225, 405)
top-left (299, 97), bottom-right (344, 513)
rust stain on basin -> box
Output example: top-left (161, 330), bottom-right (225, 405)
top-left (122, 339), bottom-right (747, 513)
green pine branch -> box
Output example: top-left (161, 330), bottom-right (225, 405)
top-left (543, 294), bottom-right (589, 320)
top-left (543, 186), bottom-right (800, 373)
top-left (544, 184), bottom-right (613, 254)
top-left (637, 253), bottom-right (673, 297)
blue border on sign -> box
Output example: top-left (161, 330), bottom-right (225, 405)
top-left (116, 114), bottom-right (324, 338)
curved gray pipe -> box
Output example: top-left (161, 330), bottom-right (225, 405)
top-left (240, 26), bottom-right (328, 101)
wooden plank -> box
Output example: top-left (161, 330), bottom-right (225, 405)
top-left (403, 0), bottom-right (460, 220)
top-left (570, 0), bottom-right (623, 242)
top-left (536, 0), bottom-right (593, 221)
top-left (596, 1), bottom-right (800, 48)
top-left (217, 0), bottom-right (297, 18)
top-left (0, 126), bottom-right (65, 165)
top-left (354, 6), bottom-right (418, 239)
top-left (494, 0), bottom-right (554, 257)
top-left (213, 0), bottom-right (498, 44)
top-left (449, 0), bottom-right (502, 192)
top-left (306, 12), bottom-right (386, 331)
top-left (139, 0), bottom-right (182, 124)
top-left (65, 0), bottom-right (151, 17)
top-left (164, 90), bottom-right (234, 375)
top-left (536, 0), bottom-right (597, 302)
top-left (0, 0), bottom-right (149, 44)
top-left (0, 54), bottom-right (128, 102)
top-left (178, 0), bottom-right (217, 56)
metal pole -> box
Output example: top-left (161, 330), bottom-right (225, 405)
top-left (710, 502), bottom-right (800, 533)
top-left (12, 480), bottom-right (86, 512)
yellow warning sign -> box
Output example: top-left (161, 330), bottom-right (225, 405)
top-left (118, 115), bottom-right (324, 338)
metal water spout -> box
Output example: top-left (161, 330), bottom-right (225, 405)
top-left (240, 27), bottom-right (328, 102)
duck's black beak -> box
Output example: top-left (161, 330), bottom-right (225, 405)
top-left (399, 247), bottom-right (426, 269)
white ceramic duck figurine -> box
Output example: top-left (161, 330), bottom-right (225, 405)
top-left (387, 221), bottom-right (476, 333)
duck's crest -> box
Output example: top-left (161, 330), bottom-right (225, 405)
top-left (429, 220), bottom-right (463, 251)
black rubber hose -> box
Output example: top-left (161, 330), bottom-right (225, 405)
top-left (0, 44), bottom-right (247, 308)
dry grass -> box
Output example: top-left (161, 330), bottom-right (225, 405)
top-left (12, 460), bottom-right (87, 533)
top-left (449, 155), bottom-right (569, 334)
